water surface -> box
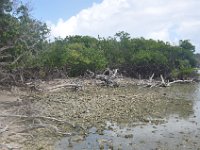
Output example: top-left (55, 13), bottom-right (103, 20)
top-left (55, 83), bottom-right (200, 150)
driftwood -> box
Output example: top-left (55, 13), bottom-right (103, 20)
top-left (0, 144), bottom-right (22, 150)
top-left (85, 68), bottom-right (119, 86)
top-left (149, 73), bottom-right (155, 83)
top-left (159, 74), bottom-right (194, 87)
top-left (17, 124), bottom-right (59, 133)
top-left (85, 69), bottom-right (95, 78)
top-left (47, 83), bottom-right (83, 92)
top-left (160, 75), bottom-right (166, 85)
top-left (17, 123), bottom-right (74, 136)
top-left (0, 119), bottom-right (18, 134)
top-left (144, 74), bottom-right (194, 88)
top-left (0, 126), bottom-right (8, 134)
top-left (0, 115), bottom-right (72, 124)
top-left (167, 79), bottom-right (194, 86)
top-left (144, 73), bottom-right (157, 88)
top-left (0, 114), bottom-right (85, 131)
top-left (111, 69), bottom-right (118, 78)
top-left (96, 68), bottom-right (119, 87)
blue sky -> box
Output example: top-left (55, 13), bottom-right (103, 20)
top-left (22, 0), bottom-right (102, 23)
top-left (21, 0), bottom-right (200, 52)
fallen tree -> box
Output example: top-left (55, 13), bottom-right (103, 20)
top-left (144, 74), bottom-right (194, 88)
top-left (93, 68), bottom-right (119, 87)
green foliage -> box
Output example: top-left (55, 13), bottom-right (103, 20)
top-left (133, 50), bottom-right (167, 65)
top-left (65, 46), bottom-right (107, 76)
top-left (0, 0), bottom-right (49, 69)
top-left (0, 1), bottom-right (197, 79)
top-left (37, 36), bottom-right (107, 76)
top-left (40, 39), bottom-right (66, 68)
top-left (171, 67), bottom-right (195, 79)
top-left (99, 32), bottom-right (196, 78)
top-left (195, 53), bottom-right (200, 67)
top-left (0, 0), bottom-right (12, 14)
top-left (179, 40), bottom-right (195, 52)
top-left (32, 32), bottom-right (197, 78)
top-left (100, 37), bottom-right (125, 67)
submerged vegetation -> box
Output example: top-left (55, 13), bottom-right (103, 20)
top-left (0, 0), bottom-right (199, 83)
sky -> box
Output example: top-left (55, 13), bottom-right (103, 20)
top-left (23, 0), bottom-right (200, 53)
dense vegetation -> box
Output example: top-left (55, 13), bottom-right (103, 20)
top-left (195, 53), bottom-right (200, 68)
top-left (0, 1), bottom-right (198, 83)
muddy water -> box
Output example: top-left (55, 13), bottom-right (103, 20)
top-left (55, 82), bottom-right (200, 150)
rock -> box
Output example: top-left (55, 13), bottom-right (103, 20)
top-left (71, 135), bottom-right (84, 142)
top-left (98, 139), bottom-right (107, 149)
top-left (124, 134), bottom-right (133, 138)
top-left (98, 139), bottom-right (113, 150)
top-left (118, 144), bottom-right (123, 150)
top-left (68, 138), bottom-right (73, 147)
top-left (108, 125), bottom-right (113, 130)
top-left (107, 140), bottom-right (114, 150)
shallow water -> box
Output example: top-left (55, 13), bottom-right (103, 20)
top-left (55, 83), bottom-right (200, 150)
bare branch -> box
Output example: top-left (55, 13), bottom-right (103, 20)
top-left (167, 79), bottom-right (194, 86)
top-left (47, 83), bottom-right (83, 92)
top-left (11, 53), bottom-right (25, 65)
top-left (149, 73), bottom-right (154, 83)
top-left (0, 114), bottom-right (84, 130)
top-left (0, 119), bottom-right (19, 134)
top-left (0, 46), bottom-right (14, 53)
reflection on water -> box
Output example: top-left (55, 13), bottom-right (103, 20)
top-left (55, 83), bottom-right (200, 150)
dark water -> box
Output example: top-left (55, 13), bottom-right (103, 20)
top-left (55, 83), bottom-right (200, 150)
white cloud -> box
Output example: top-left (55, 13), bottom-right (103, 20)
top-left (48, 0), bottom-right (200, 52)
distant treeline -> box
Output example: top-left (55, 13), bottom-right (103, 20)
top-left (195, 54), bottom-right (200, 68)
top-left (0, 1), bottom-right (199, 81)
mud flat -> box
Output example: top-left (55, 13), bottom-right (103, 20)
top-left (0, 79), bottom-right (200, 149)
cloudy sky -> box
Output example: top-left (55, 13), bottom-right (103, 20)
top-left (27, 0), bottom-right (200, 52)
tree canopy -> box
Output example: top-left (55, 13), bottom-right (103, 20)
top-left (0, 0), bottom-right (49, 68)
top-left (0, 1), bottom-right (198, 81)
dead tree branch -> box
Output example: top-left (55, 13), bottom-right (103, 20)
top-left (149, 73), bottom-right (154, 83)
top-left (0, 46), bottom-right (14, 54)
top-left (47, 83), bottom-right (83, 91)
top-left (96, 68), bottom-right (119, 87)
top-left (0, 119), bottom-right (19, 134)
top-left (167, 79), bottom-right (194, 86)
top-left (0, 114), bottom-right (78, 128)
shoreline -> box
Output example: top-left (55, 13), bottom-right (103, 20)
top-left (0, 78), bottom-right (199, 149)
